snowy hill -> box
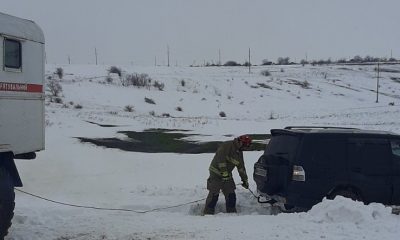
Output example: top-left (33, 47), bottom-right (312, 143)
top-left (8, 64), bottom-right (400, 239)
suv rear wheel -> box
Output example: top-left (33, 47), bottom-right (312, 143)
top-left (0, 167), bottom-right (15, 239)
top-left (329, 189), bottom-right (362, 202)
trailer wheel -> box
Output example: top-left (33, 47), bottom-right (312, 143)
top-left (0, 167), bottom-right (15, 239)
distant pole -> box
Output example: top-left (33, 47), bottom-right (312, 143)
top-left (167, 45), bottom-right (170, 67)
top-left (95, 47), bottom-right (98, 65)
top-left (218, 49), bottom-right (221, 66)
top-left (248, 48), bottom-right (251, 74)
top-left (155, 56), bottom-right (157, 66)
top-left (376, 62), bottom-right (380, 103)
top-left (68, 55), bottom-right (71, 64)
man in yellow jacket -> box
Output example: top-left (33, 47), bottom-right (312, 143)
top-left (203, 135), bottom-right (252, 214)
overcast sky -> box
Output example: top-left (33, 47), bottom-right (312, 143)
top-left (2, 0), bottom-right (400, 66)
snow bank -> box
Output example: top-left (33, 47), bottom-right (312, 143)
top-left (307, 197), bottom-right (394, 224)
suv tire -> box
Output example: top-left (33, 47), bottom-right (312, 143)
top-left (0, 168), bottom-right (15, 239)
top-left (330, 189), bottom-right (362, 202)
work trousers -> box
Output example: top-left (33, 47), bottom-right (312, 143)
top-left (203, 177), bottom-right (237, 214)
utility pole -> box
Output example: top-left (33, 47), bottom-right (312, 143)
top-left (167, 45), bottom-right (170, 67)
top-left (248, 48), bottom-right (251, 74)
top-left (95, 47), bottom-right (98, 65)
top-left (68, 55), bottom-right (71, 64)
top-left (376, 62), bottom-right (380, 103)
top-left (218, 49), bottom-right (221, 66)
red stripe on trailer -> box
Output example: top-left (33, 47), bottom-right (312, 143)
top-left (0, 82), bottom-right (43, 93)
top-left (27, 84), bottom-right (43, 93)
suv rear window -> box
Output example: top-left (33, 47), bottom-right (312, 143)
top-left (264, 134), bottom-right (300, 162)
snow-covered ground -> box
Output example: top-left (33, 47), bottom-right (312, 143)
top-left (7, 64), bottom-right (400, 239)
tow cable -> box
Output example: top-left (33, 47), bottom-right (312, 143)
top-left (247, 187), bottom-right (277, 204)
top-left (15, 188), bottom-right (207, 214)
top-left (15, 186), bottom-right (272, 213)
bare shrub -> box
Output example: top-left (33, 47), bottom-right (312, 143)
top-left (124, 105), bottom-right (134, 112)
top-left (262, 59), bottom-right (273, 65)
top-left (108, 66), bottom-right (122, 77)
top-left (55, 67), bottom-right (64, 79)
top-left (260, 70), bottom-right (271, 76)
top-left (180, 79), bottom-right (186, 87)
top-left (105, 76), bottom-right (113, 84)
top-left (125, 73), bottom-right (154, 89)
top-left (175, 106), bottom-right (183, 111)
top-left (62, 103), bottom-right (69, 108)
top-left (153, 81), bottom-right (165, 91)
top-left (223, 61), bottom-right (240, 66)
top-left (269, 111), bottom-right (276, 120)
top-left (149, 110), bottom-right (155, 116)
top-left (47, 79), bottom-right (63, 97)
top-left (277, 57), bottom-right (290, 65)
top-left (219, 111), bottom-right (226, 117)
top-left (74, 104), bottom-right (83, 109)
top-left (54, 97), bottom-right (63, 104)
top-left (302, 80), bottom-right (310, 89)
top-left (389, 102), bottom-right (395, 106)
top-left (162, 113), bottom-right (170, 117)
top-left (145, 97), bottom-right (156, 104)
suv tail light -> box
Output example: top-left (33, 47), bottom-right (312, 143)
top-left (292, 165), bottom-right (305, 181)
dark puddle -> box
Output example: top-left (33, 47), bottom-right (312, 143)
top-left (78, 128), bottom-right (269, 154)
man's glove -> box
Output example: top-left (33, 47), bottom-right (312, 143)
top-left (241, 179), bottom-right (249, 189)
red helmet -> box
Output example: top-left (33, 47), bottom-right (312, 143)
top-left (238, 135), bottom-right (252, 147)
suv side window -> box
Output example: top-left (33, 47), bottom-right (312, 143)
top-left (309, 138), bottom-right (346, 178)
top-left (391, 140), bottom-right (400, 157)
top-left (348, 138), bottom-right (392, 175)
top-left (4, 38), bottom-right (22, 70)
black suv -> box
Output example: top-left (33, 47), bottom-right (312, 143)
top-left (253, 126), bottom-right (400, 211)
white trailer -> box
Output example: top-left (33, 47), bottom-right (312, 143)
top-left (0, 12), bottom-right (45, 239)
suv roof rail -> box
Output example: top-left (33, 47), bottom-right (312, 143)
top-left (284, 126), bottom-right (359, 130)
